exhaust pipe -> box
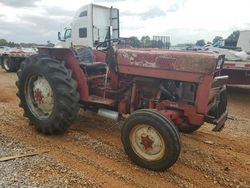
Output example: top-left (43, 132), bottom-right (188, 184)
top-left (97, 108), bottom-right (119, 121)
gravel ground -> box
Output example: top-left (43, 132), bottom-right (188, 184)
top-left (0, 133), bottom-right (101, 188)
top-left (1, 69), bottom-right (250, 187)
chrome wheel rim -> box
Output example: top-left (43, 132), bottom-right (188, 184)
top-left (129, 124), bottom-right (165, 161)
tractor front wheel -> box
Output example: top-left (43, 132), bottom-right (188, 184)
top-left (16, 55), bottom-right (80, 134)
top-left (121, 109), bottom-right (181, 171)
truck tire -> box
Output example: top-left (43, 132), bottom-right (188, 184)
top-left (121, 109), bottom-right (181, 171)
top-left (13, 57), bottom-right (23, 71)
top-left (16, 55), bottom-right (80, 134)
top-left (2, 56), bottom-right (17, 72)
top-left (178, 124), bottom-right (201, 133)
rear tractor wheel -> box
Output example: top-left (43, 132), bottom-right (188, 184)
top-left (16, 55), bottom-right (80, 134)
top-left (121, 109), bottom-right (181, 171)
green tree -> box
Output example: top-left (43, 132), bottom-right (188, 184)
top-left (212, 36), bottom-right (223, 44)
top-left (225, 30), bottom-right (240, 47)
top-left (0, 38), bottom-right (45, 48)
top-left (0, 39), bottom-right (8, 46)
top-left (141, 36), bottom-right (152, 48)
top-left (8, 42), bottom-right (16, 47)
top-left (196, 39), bottom-right (206, 46)
top-left (129, 36), bottom-right (141, 48)
top-left (226, 30), bottom-right (240, 42)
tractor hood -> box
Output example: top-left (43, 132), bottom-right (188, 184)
top-left (115, 48), bottom-right (220, 75)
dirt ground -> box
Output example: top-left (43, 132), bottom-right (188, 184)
top-left (0, 68), bottom-right (250, 188)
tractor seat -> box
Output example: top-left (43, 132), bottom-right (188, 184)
top-left (73, 47), bottom-right (106, 75)
top-left (79, 59), bottom-right (106, 76)
top-left (79, 61), bottom-right (106, 72)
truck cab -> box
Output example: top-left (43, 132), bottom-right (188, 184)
top-left (57, 4), bottom-right (119, 48)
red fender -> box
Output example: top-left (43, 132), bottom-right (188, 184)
top-left (38, 47), bottom-right (89, 101)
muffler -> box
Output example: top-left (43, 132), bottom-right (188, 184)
top-left (97, 108), bottom-right (119, 121)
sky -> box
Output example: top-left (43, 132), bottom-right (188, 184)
top-left (0, 0), bottom-right (249, 45)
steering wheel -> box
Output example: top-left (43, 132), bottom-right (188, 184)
top-left (96, 38), bottom-right (120, 52)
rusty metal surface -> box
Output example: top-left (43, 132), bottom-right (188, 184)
top-left (157, 101), bottom-right (205, 126)
top-left (116, 48), bottom-right (218, 75)
top-left (118, 64), bottom-right (209, 83)
top-left (88, 95), bottom-right (115, 106)
top-left (36, 47), bottom-right (226, 128)
top-left (93, 50), bottom-right (106, 62)
top-left (38, 47), bottom-right (89, 101)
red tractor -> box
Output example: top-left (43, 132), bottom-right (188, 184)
top-left (16, 42), bottom-right (228, 171)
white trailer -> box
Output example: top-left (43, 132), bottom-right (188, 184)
top-left (221, 60), bottom-right (250, 85)
top-left (57, 4), bottom-right (119, 48)
top-left (237, 30), bottom-right (250, 54)
top-left (220, 30), bottom-right (250, 85)
top-left (0, 47), bottom-right (36, 72)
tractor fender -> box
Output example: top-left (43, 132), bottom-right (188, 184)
top-left (37, 47), bottom-right (89, 101)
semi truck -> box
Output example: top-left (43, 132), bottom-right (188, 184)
top-left (1, 4), bottom-right (119, 73)
top-left (57, 4), bottom-right (120, 48)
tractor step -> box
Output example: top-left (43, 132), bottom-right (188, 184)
top-left (88, 95), bottom-right (115, 106)
top-left (91, 86), bottom-right (125, 99)
top-left (87, 74), bottom-right (105, 81)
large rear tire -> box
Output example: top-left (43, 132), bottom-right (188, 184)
top-left (16, 55), bottom-right (80, 134)
top-left (121, 109), bottom-right (181, 171)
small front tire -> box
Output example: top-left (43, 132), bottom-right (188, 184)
top-left (121, 109), bottom-right (181, 171)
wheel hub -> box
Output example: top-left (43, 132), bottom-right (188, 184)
top-left (32, 76), bottom-right (54, 114)
top-left (25, 75), bottom-right (54, 119)
top-left (34, 88), bottom-right (44, 104)
top-left (130, 124), bottom-right (165, 161)
top-left (140, 134), bottom-right (154, 149)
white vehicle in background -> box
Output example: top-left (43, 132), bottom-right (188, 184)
top-left (1, 4), bottom-right (119, 73)
top-left (237, 30), bottom-right (250, 54)
top-left (0, 47), bottom-right (36, 72)
top-left (0, 46), bottom-right (10, 53)
top-left (204, 30), bottom-right (250, 61)
top-left (204, 30), bottom-right (250, 85)
top-left (57, 4), bottom-right (120, 48)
